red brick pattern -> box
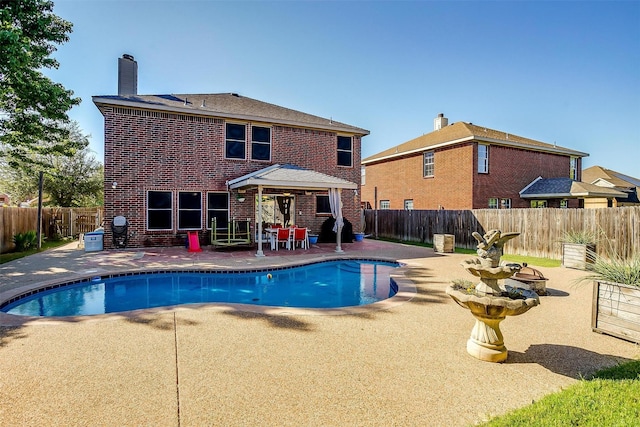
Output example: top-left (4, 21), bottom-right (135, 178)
top-left (362, 141), bottom-right (579, 210)
top-left (102, 107), bottom-right (361, 248)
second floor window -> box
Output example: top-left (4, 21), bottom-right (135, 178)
top-left (423, 151), bottom-right (434, 177)
top-left (570, 157), bottom-right (578, 180)
top-left (478, 144), bottom-right (489, 173)
top-left (361, 166), bottom-right (366, 185)
top-left (337, 136), bottom-right (352, 167)
top-left (251, 126), bottom-right (271, 161)
top-left (226, 123), bottom-right (246, 159)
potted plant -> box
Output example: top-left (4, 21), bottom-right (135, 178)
top-left (582, 250), bottom-right (640, 344)
top-left (561, 229), bottom-right (597, 270)
top-left (308, 233), bottom-right (319, 245)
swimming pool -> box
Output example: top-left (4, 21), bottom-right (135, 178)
top-left (1, 260), bottom-right (400, 317)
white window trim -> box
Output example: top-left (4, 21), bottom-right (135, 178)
top-left (337, 135), bottom-right (353, 167)
top-left (225, 122), bottom-right (247, 160)
top-left (206, 192), bottom-right (230, 230)
top-left (423, 151), bottom-right (434, 177)
top-left (250, 124), bottom-right (272, 161)
top-left (478, 144), bottom-right (489, 174)
top-left (147, 190), bottom-right (174, 231)
top-left (488, 198), bottom-right (498, 209)
top-left (177, 191), bottom-right (202, 231)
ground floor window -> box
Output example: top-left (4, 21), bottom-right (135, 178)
top-left (380, 200), bottom-right (390, 209)
top-left (560, 199), bottom-right (569, 208)
top-left (147, 191), bottom-right (173, 230)
top-left (404, 199), bottom-right (414, 210)
top-left (316, 195), bottom-right (331, 215)
top-left (178, 192), bottom-right (202, 230)
top-left (500, 198), bottom-right (511, 209)
top-left (488, 198), bottom-right (498, 209)
top-left (207, 192), bottom-right (229, 230)
top-left (531, 200), bottom-right (548, 208)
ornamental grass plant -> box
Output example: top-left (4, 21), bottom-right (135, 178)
top-left (580, 249), bottom-right (640, 287)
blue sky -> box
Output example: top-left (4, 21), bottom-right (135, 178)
top-left (46, 0), bottom-right (639, 178)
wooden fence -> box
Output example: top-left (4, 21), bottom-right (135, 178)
top-left (364, 206), bottom-right (640, 260)
top-left (1, 207), bottom-right (104, 253)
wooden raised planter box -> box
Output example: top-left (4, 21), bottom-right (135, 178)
top-left (562, 243), bottom-right (596, 270)
top-left (434, 234), bottom-right (455, 253)
top-left (592, 280), bottom-right (640, 344)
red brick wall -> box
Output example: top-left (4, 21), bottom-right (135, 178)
top-left (473, 144), bottom-right (575, 208)
top-left (102, 107), bottom-right (361, 248)
top-left (362, 141), bottom-right (577, 210)
top-left (362, 144), bottom-right (475, 209)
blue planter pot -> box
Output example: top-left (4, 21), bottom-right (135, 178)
top-left (354, 233), bottom-right (365, 242)
top-left (308, 235), bottom-right (319, 245)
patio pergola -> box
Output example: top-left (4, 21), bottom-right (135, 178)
top-left (226, 164), bottom-right (358, 257)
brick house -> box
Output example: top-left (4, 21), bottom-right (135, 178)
top-left (361, 113), bottom-right (608, 210)
top-left (93, 55), bottom-right (368, 251)
top-left (581, 166), bottom-right (640, 208)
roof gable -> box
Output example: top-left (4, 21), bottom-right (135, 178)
top-left (582, 165), bottom-right (640, 188)
top-left (363, 121), bottom-right (587, 164)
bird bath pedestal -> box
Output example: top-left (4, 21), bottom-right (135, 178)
top-left (446, 230), bottom-right (540, 362)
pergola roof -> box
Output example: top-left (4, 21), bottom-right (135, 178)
top-left (227, 164), bottom-right (358, 191)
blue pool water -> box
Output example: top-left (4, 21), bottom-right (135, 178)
top-left (2, 260), bottom-right (399, 317)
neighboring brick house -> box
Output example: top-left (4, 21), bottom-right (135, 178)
top-left (93, 55), bottom-right (368, 250)
top-left (582, 166), bottom-right (640, 208)
top-left (361, 113), bottom-right (600, 210)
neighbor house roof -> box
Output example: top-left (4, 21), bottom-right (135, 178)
top-left (227, 164), bottom-right (358, 190)
top-left (362, 121), bottom-right (587, 164)
top-left (582, 165), bottom-right (640, 188)
top-left (519, 177), bottom-right (626, 199)
top-left (93, 93), bottom-right (369, 136)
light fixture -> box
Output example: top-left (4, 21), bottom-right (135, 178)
top-left (112, 182), bottom-right (117, 189)
top-left (236, 193), bottom-right (245, 202)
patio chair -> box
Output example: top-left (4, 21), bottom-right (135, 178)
top-left (293, 227), bottom-right (309, 250)
top-left (275, 227), bottom-right (293, 250)
top-left (111, 215), bottom-right (128, 248)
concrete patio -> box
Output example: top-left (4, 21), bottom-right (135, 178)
top-left (1, 239), bottom-right (638, 426)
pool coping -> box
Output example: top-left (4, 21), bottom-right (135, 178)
top-left (0, 256), bottom-right (417, 326)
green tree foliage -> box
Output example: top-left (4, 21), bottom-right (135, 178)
top-left (0, 0), bottom-right (81, 167)
top-left (0, 121), bottom-right (103, 207)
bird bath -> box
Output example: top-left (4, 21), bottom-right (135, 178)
top-left (446, 230), bottom-right (540, 362)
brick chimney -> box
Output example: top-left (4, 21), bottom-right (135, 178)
top-left (434, 113), bottom-right (448, 131)
top-left (118, 54), bottom-right (137, 96)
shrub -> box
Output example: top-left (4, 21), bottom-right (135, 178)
top-left (561, 229), bottom-right (598, 244)
top-left (12, 230), bottom-right (38, 252)
top-left (580, 249), bottom-right (640, 287)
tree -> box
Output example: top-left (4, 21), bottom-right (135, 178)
top-left (0, 121), bottom-right (103, 207)
top-left (0, 0), bottom-right (81, 167)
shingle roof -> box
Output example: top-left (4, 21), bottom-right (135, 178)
top-left (362, 121), bottom-right (587, 164)
top-left (582, 165), bottom-right (640, 188)
top-left (227, 164), bottom-right (357, 190)
top-left (93, 93), bottom-right (369, 136)
top-left (520, 177), bottom-right (626, 199)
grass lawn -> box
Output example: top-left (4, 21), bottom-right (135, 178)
top-left (481, 360), bottom-right (640, 426)
top-left (0, 239), bottom-right (73, 264)
top-left (377, 237), bottom-right (561, 267)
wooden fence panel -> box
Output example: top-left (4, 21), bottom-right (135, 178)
top-left (1, 207), bottom-right (104, 254)
top-left (364, 206), bottom-right (640, 261)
